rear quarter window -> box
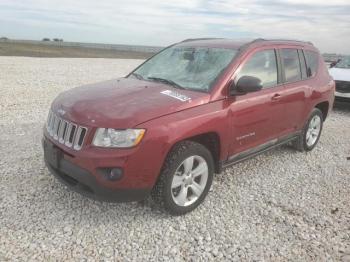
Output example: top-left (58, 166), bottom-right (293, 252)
top-left (304, 50), bottom-right (319, 78)
top-left (281, 49), bottom-right (302, 82)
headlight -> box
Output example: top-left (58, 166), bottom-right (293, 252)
top-left (92, 128), bottom-right (145, 148)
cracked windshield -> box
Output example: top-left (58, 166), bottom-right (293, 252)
top-left (132, 46), bottom-right (237, 91)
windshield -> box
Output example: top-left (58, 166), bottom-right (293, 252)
top-left (335, 57), bottom-right (350, 69)
top-left (130, 46), bottom-right (237, 92)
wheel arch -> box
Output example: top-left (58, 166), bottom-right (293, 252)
top-left (165, 132), bottom-right (222, 174)
top-left (186, 132), bottom-right (221, 174)
top-left (315, 101), bottom-right (329, 121)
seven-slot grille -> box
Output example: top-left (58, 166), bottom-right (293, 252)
top-left (46, 110), bottom-right (87, 150)
top-left (335, 80), bottom-right (350, 93)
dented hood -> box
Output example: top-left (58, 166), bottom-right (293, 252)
top-left (51, 77), bottom-right (210, 128)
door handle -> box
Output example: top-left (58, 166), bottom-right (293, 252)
top-left (271, 94), bottom-right (282, 101)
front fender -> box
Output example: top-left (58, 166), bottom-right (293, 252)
top-left (135, 100), bottom-right (231, 183)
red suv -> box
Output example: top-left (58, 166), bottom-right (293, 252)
top-left (43, 38), bottom-right (335, 215)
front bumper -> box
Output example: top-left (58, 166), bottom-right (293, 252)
top-left (335, 80), bottom-right (350, 100)
top-left (43, 137), bottom-right (151, 202)
top-left (335, 91), bottom-right (350, 99)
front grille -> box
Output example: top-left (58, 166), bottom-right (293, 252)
top-left (46, 110), bottom-right (87, 150)
top-left (335, 80), bottom-right (350, 93)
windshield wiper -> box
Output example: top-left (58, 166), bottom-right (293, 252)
top-left (147, 77), bottom-right (185, 89)
top-left (130, 72), bottom-right (145, 80)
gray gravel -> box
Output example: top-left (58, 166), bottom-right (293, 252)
top-left (0, 57), bottom-right (350, 261)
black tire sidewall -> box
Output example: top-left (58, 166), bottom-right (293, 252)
top-left (303, 109), bottom-right (323, 151)
top-left (162, 142), bottom-right (214, 215)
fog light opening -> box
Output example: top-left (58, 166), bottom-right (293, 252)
top-left (97, 167), bottom-right (123, 181)
top-left (109, 168), bottom-right (123, 181)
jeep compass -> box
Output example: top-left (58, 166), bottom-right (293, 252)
top-left (43, 38), bottom-right (335, 215)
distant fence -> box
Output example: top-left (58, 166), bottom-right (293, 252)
top-left (0, 39), bottom-right (163, 53)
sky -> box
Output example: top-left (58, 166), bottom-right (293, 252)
top-left (0, 0), bottom-right (349, 54)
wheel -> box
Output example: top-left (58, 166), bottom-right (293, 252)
top-left (292, 108), bottom-right (323, 152)
top-left (151, 141), bottom-right (214, 215)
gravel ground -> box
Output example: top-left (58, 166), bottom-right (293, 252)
top-left (0, 57), bottom-right (349, 261)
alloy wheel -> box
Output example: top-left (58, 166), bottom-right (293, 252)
top-left (306, 114), bottom-right (321, 147)
top-left (171, 155), bottom-right (209, 207)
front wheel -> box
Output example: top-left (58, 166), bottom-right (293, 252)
top-left (151, 141), bottom-right (214, 215)
top-left (292, 108), bottom-right (323, 151)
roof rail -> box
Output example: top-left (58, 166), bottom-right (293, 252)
top-left (180, 38), bottom-right (225, 43)
top-left (249, 38), bottom-right (313, 46)
top-left (249, 38), bottom-right (266, 43)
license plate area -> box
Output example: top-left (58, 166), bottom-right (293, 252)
top-left (44, 139), bottom-right (63, 169)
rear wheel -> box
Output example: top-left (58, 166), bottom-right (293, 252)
top-left (151, 141), bottom-right (214, 215)
top-left (292, 108), bottom-right (323, 151)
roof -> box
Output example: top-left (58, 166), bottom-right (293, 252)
top-left (176, 38), bottom-right (314, 50)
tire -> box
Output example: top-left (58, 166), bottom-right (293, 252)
top-left (292, 108), bottom-right (323, 152)
top-left (151, 141), bottom-right (214, 215)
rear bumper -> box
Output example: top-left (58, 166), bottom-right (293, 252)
top-left (43, 138), bottom-right (151, 202)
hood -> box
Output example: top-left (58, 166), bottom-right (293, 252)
top-left (52, 77), bottom-right (210, 128)
top-left (329, 68), bottom-right (350, 82)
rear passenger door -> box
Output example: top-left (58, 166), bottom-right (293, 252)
top-left (279, 48), bottom-right (310, 133)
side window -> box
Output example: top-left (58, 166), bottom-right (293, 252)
top-left (281, 49), bottom-right (301, 82)
top-left (235, 49), bottom-right (277, 89)
top-left (304, 50), bottom-right (319, 78)
top-left (298, 50), bottom-right (307, 79)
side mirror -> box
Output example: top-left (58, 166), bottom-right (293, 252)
top-left (230, 75), bottom-right (263, 95)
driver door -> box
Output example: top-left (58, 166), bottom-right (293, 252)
top-left (228, 48), bottom-right (287, 158)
